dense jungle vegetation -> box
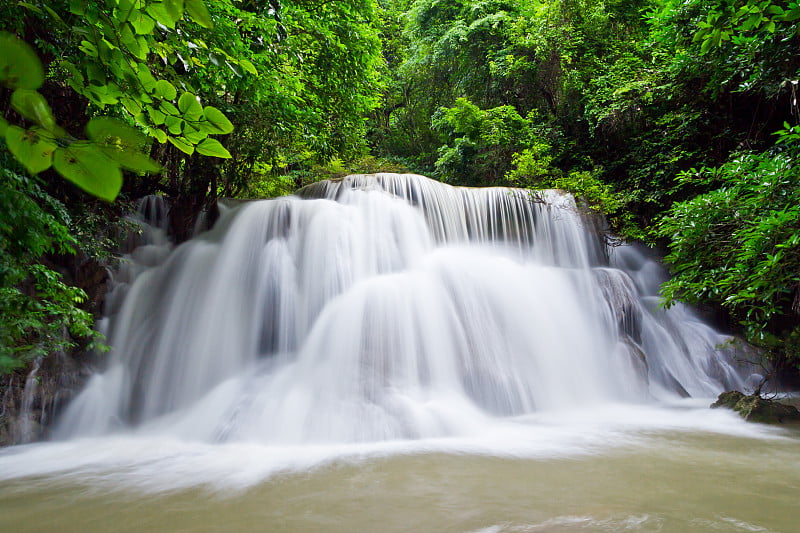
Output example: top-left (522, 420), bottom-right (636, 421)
top-left (1, 0), bottom-right (799, 378)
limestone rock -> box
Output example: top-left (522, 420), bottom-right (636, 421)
top-left (711, 390), bottom-right (800, 424)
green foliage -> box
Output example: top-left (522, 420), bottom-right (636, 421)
top-left (0, 161), bottom-right (96, 372)
top-left (0, 31), bottom-right (161, 201)
top-left (432, 97), bottom-right (533, 184)
top-left (658, 138), bottom-right (800, 364)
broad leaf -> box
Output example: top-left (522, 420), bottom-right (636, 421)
top-left (178, 92), bottom-right (203, 119)
top-left (5, 125), bottom-right (56, 174)
top-left (238, 59), bottom-right (258, 75)
top-left (130, 11), bottom-right (156, 35)
top-left (0, 32), bottom-right (44, 89)
top-left (167, 135), bottom-right (194, 155)
top-left (196, 137), bottom-right (231, 158)
top-left (147, 2), bottom-right (177, 29)
top-left (186, 0), bottom-right (214, 29)
top-left (10, 89), bottom-right (57, 131)
top-left (53, 142), bottom-right (122, 201)
top-left (86, 117), bottom-right (161, 172)
top-left (163, 0), bottom-right (185, 22)
top-left (155, 79), bottom-right (178, 100)
top-left (202, 106), bottom-right (233, 134)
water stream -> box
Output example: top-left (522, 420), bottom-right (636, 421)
top-left (1, 174), bottom-right (797, 531)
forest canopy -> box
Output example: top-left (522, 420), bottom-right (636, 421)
top-left (1, 0), bottom-right (799, 373)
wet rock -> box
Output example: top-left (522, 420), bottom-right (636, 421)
top-left (711, 391), bottom-right (800, 424)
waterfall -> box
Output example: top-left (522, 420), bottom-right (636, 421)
top-left (55, 173), bottom-right (747, 444)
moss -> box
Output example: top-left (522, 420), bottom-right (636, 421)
top-left (711, 391), bottom-right (800, 424)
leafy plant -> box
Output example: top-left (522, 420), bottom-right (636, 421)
top-left (658, 138), bottom-right (800, 366)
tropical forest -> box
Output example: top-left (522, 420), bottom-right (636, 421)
top-left (1, 1), bottom-right (800, 531)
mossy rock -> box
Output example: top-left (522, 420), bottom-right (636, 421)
top-left (710, 390), bottom-right (745, 410)
top-left (711, 390), bottom-right (800, 424)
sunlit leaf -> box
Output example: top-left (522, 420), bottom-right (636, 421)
top-left (186, 0), bottom-right (214, 28)
top-left (163, 0), bottom-right (185, 22)
top-left (137, 66), bottom-right (158, 93)
top-left (4, 125), bottom-right (56, 174)
top-left (86, 117), bottom-right (161, 173)
top-left (178, 92), bottom-right (203, 119)
top-left (147, 106), bottom-right (167, 125)
top-left (155, 79), bottom-right (178, 100)
top-left (0, 32), bottom-right (44, 89)
top-left (238, 59), bottom-right (258, 75)
top-left (130, 11), bottom-right (156, 34)
top-left (196, 137), bottom-right (231, 158)
top-left (146, 2), bottom-right (177, 29)
top-left (10, 89), bottom-right (57, 131)
top-left (167, 135), bottom-right (194, 154)
top-left (53, 142), bottom-right (122, 201)
top-left (202, 106), bottom-right (233, 134)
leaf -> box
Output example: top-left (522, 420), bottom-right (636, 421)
top-left (154, 79), bottom-right (178, 100)
top-left (0, 32), bottom-right (44, 89)
top-left (159, 101), bottom-right (180, 116)
top-left (130, 11), bottom-right (156, 34)
top-left (195, 137), bottom-right (231, 158)
top-left (147, 106), bottom-right (167, 125)
top-left (167, 135), bottom-right (194, 155)
top-left (43, 5), bottom-right (68, 27)
top-left (202, 106), bottom-right (233, 134)
top-left (183, 124), bottom-right (207, 143)
top-left (186, 0), bottom-right (214, 29)
top-left (148, 127), bottom-right (168, 143)
top-left (120, 96), bottom-right (143, 116)
top-left (10, 89), bottom-right (57, 131)
top-left (137, 66), bottom-right (158, 93)
top-left (18, 2), bottom-right (44, 15)
top-left (147, 2), bottom-right (177, 29)
top-left (238, 59), bottom-right (258, 75)
top-left (165, 115), bottom-right (184, 134)
top-left (0, 115), bottom-right (8, 136)
top-left (53, 142), bottom-right (122, 201)
top-left (178, 92), bottom-right (203, 119)
top-left (4, 125), bottom-right (56, 174)
top-left (86, 117), bottom-right (161, 172)
top-left (163, 0), bottom-right (185, 22)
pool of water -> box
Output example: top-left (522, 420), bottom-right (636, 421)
top-left (2, 403), bottom-right (799, 532)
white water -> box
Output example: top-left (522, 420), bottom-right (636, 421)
top-left (1, 173), bottom-right (772, 498)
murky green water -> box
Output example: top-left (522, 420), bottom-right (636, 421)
top-left (2, 425), bottom-right (799, 533)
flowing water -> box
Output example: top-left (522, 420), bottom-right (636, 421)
top-left (2, 174), bottom-right (799, 532)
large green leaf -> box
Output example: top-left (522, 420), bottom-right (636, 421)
top-left (195, 137), bottom-right (231, 158)
top-left (86, 117), bottom-right (161, 173)
top-left (0, 32), bottom-right (44, 89)
top-left (4, 125), bottom-right (56, 174)
top-left (178, 92), bottom-right (203, 119)
top-left (130, 10), bottom-right (156, 35)
top-left (10, 89), bottom-right (58, 132)
top-left (154, 79), bottom-right (178, 100)
top-left (163, 0), bottom-right (185, 21)
top-left (168, 135), bottom-right (195, 155)
top-left (202, 106), bottom-right (234, 134)
top-left (146, 2), bottom-right (177, 28)
top-left (186, 0), bottom-right (214, 29)
top-left (53, 142), bottom-right (123, 201)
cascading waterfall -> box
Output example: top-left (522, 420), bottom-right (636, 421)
top-left (55, 173), bottom-right (748, 444)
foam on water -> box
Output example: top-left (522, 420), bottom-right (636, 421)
top-left (0, 173), bottom-right (767, 493)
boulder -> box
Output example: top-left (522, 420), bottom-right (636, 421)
top-left (711, 390), bottom-right (800, 424)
